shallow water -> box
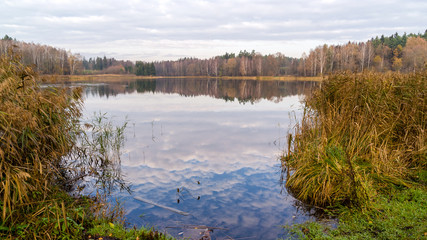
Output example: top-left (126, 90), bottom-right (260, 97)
top-left (79, 78), bottom-right (317, 239)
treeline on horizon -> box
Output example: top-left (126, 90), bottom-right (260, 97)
top-left (1, 30), bottom-right (426, 76)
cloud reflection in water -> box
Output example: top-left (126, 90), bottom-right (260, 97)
top-left (81, 78), bottom-right (317, 239)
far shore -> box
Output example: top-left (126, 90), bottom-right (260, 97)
top-left (41, 74), bottom-right (324, 83)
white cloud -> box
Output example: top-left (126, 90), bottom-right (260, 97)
top-left (43, 15), bottom-right (108, 24)
top-left (0, 0), bottom-right (426, 60)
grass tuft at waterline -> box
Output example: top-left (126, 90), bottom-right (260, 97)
top-left (283, 70), bottom-right (426, 208)
top-left (281, 70), bottom-right (426, 238)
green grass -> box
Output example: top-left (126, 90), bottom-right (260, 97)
top-left (0, 190), bottom-right (94, 239)
top-left (284, 187), bottom-right (427, 239)
top-left (85, 222), bottom-right (172, 240)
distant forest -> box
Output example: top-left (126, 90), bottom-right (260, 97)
top-left (1, 30), bottom-right (426, 76)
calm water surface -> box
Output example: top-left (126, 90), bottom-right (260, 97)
top-left (79, 78), bottom-right (317, 239)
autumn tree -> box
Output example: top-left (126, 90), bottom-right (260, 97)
top-left (224, 58), bottom-right (237, 76)
top-left (403, 37), bottom-right (427, 72)
top-left (239, 56), bottom-right (248, 76)
top-left (391, 44), bottom-right (403, 71)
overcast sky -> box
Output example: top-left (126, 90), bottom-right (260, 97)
top-left (1, 0), bottom-right (426, 61)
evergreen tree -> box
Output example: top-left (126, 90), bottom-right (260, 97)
top-left (103, 56), bottom-right (108, 69)
top-left (2, 34), bottom-right (13, 41)
top-left (135, 61), bottom-right (145, 76)
top-left (150, 63), bottom-right (156, 75)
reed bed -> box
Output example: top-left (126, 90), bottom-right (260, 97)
top-left (1, 49), bottom-right (81, 220)
top-left (0, 50), bottom-right (131, 239)
top-left (283, 71), bottom-right (426, 208)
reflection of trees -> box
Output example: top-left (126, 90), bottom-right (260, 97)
top-left (129, 79), bottom-right (156, 93)
top-left (84, 78), bottom-right (318, 102)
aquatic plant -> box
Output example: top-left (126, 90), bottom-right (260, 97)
top-left (283, 70), bottom-right (426, 207)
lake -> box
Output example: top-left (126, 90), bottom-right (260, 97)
top-left (78, 78), bottom-right (317, 239)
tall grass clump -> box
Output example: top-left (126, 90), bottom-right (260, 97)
top-left (283, 70), bottom-right (426, 208)
top-left (0, 48), bottom-right (82, 220)
top-left (0, 49), bottom-right (133, 239)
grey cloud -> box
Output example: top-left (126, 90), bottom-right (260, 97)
top-left (1, 0), bottom-right (426, 59)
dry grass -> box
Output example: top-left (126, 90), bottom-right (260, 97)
top-left (283, 71), bottom-right (426, 208)
top-left (0, 48), bottom-right (129, 239)
top-left (0, 50), bottom-right (82, 223)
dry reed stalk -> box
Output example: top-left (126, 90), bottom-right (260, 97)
top-left (1, 48), bottom-right (129, 238)
top-left (283, 70), bottom-right (426, 207)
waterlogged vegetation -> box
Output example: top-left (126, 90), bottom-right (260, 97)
top-left (0, 51), bottom-right (169, 239)
top-left (282, 70), bottom-right (427, 238)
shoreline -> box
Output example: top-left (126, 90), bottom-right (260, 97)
top-left (41, 74), bottom-right (324, 83)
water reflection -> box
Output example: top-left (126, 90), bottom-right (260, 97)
top-left (82, 78), bottom-right (316, 103)
top-left (80, 78), bottom-right (317, 239)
